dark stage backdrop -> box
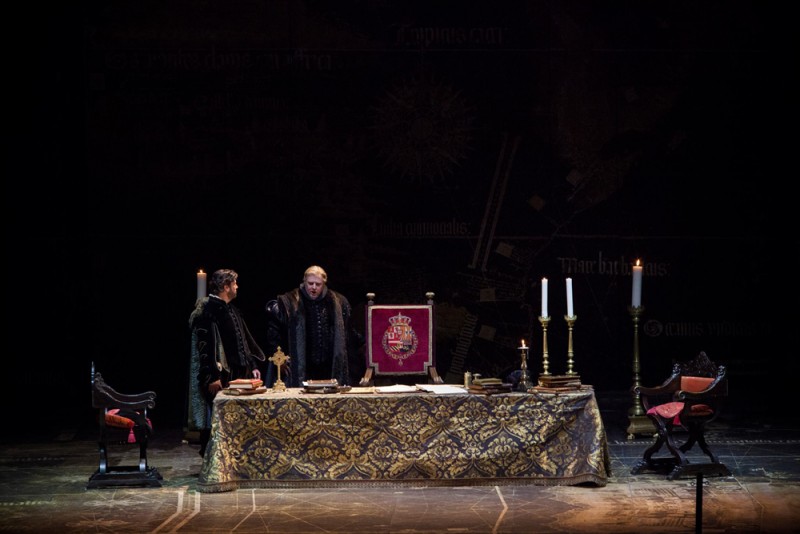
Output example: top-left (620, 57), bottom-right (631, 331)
top-left (8, 1), bottom-right (795, 433)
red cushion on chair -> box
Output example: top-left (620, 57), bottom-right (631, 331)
top-left (648, 401), bottom-right (714, 425)
top-left (105, 409), bottom-right (152, 443)
top-left (105, 409), bottom-right (136, 429)
top-left (681, 376), bottom-right (714, 392)
top-left (648, 401), bottom-right (684, 420)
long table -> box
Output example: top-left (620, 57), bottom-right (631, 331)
top-left (197, 387), bottom-right (610, 492)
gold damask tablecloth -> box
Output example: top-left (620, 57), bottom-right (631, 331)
top-left (197, 388), bottom-right (610, 492)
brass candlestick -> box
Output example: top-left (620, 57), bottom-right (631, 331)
top-left (538, 316), bottom-right (551, 376)
top-left (269, 346), bottom-right (290, 393)
top-left (564, 315), bottom-right (578, 376)
top-left (629, 306), bottom-right (644, 415)
top-left (626, 305), bottom-right (653, 438)
top-left (517, 341), bottom-right (534, 392)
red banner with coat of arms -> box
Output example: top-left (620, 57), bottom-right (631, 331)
top-left (367, 305), bottom-right (434, 375)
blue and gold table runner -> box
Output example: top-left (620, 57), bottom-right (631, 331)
top-left (198, 388), bottom-right (610, 492)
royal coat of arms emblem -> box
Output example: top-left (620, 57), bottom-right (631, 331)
top-left (381, 312), bottom-right (419, 365)
top-left (367, 304), bottom-right (434, 376)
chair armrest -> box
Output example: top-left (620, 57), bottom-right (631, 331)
top-left (635, 386), bottom-right (671, 410)
top-left (635, 375), bottom-right (681, 397)
top-left (92, 372), bottom-right (157, 411)
top-left (636, 385), bottom-right (671, 396)
top-left (94, 388), bottom-right (156, 411)
top-left (635, 364), bottom-right (682, 396)
top-left (676, 389), bottom-right (724, 403)
top-left (635, 368), bottom-right (682, 411)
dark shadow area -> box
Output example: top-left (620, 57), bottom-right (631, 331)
top-left (8, 1), bottom-right (796, 459)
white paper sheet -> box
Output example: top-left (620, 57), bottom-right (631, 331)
top-left (374, 384), bottom-right (418, 393)
top-left (415, 384), bottom-right (467, 394)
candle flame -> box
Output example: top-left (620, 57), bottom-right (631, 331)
top-left (198, 269), bottom-right (205, 274)
top-left (635, 259), bottom-right (641, 267)
top-left (521, 339), bottom-right (526, 348)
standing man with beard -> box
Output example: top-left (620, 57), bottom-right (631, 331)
top-left (263, 265), bottom-right (364, 387)
top-left (189, 268), bottom-right (265, 457)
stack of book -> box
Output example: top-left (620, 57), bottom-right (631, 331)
top-left (468, 377), bottom-right (513, 395)
top-left (226, 378), bottom-right (267, 395)
top-left (533, 374), bottom-right (582, 392)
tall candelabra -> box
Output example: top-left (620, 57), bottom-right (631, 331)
top-left (536, 315), bottom-right (581, 390)
top-left (565, 315), bottom-right (578, 376)
top-left (626, 306), bottom-right (653, 438)
top-left (538, 316), bottom-right (551, 377)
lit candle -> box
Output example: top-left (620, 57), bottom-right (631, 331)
top-left (197, 269), bottom-right (207, 301)
top-left (631, 259), bottom-right (643, 307)
top-left (519, 339), bottom-right (527, 349)
top-left (566, 277), bottom-right (574, 317)
top-left (541, 278), bottom-right (548, 318)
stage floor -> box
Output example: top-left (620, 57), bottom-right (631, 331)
top-left (1, 391), bottom-right (798, 533)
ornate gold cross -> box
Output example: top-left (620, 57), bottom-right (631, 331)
top-left (269, 346), bottom-right (290, 392)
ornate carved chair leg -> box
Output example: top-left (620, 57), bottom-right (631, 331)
top-left (679, 421), bottom-right (705, 455)
top-left (663, 420), bottom-right (697, 480)
top-left (98, 440), bottom-right (108, 474)
top-left (631, 416), bottom-right (668, 474)
top-left (679, 434), bottom-right (698, 454)
top-left (631, 433), bottom-right (665, 474)
top-left (692, 427), bottom-right (722, 464)
top-left (667, 464), bottom-right (684, 481)
top-left (663, 421), bottom-right (689, 467)
top-left (139, 441), bottom-right (148, 473)
top-left (642, 434), bottom-right (665, 464)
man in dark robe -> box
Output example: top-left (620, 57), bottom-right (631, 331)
top-left (189, 268), bottom-right (265, 456)
top-left (264, 265), bottom-right (363, 387)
